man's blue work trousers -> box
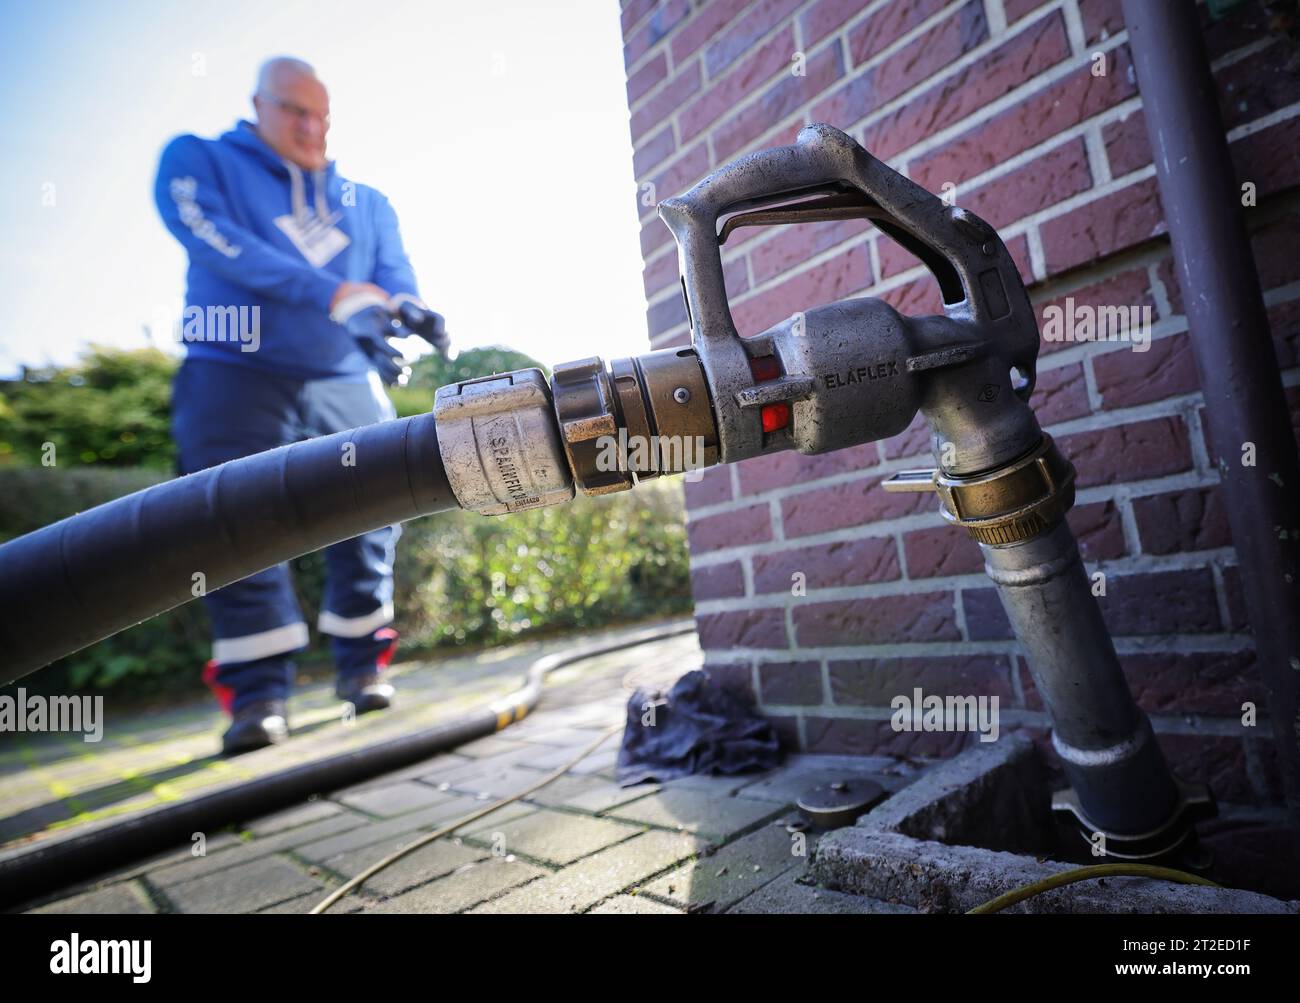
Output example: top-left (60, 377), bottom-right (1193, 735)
top-left (172, 359), bottom-right (401, 713)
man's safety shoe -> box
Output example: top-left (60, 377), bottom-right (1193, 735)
top-left (221, 699), bottom-right (290, 756)
top-left (336, 674), bottom-right (395, 715)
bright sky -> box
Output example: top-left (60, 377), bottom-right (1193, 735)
top-left (0, 0), bottom-right (651, 377)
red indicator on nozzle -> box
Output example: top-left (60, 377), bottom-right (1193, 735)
top-left (749, 354), bottom-right (781, 382)
top-left (749, 355), bottom-right (789, 433)
top-left (761, 402), bottom-right (791, 433)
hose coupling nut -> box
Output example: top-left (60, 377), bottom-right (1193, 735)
top-left (552, 357), bottom-right (635, 496)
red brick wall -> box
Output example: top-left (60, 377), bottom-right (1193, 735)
top-left (620, 0), bottom-right (1300, 808)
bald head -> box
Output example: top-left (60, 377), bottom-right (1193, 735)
top-left (252, 57), bottom-right (330, 171)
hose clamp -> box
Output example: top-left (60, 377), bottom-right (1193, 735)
top-left (882, 434), bottom-right (1076, 545)
top-left (433, 368), bottom-right (575, 516)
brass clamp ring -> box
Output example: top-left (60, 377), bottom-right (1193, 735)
top-left (882, 435), bottom-right (1076, 545)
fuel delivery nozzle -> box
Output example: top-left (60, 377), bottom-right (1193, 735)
top-left (432, 123), bottom-right (1214, 862)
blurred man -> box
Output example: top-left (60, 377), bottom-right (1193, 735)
top-left (154, 57), bottom-right (448, 754)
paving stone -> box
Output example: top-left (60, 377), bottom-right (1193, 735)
top-left (42, 829), bottom-right (245, 897)
top-left (245, 798), bottom-right (343, 836)
top-left (459, 809), bottom-right (642, 866)
top-left (516, 773), bottom-right (612, 809)
top-left (257, 891), bottom-right (365, 914)
top-left (164, 855), bottom-right (323, 913)
top-left (568, 748), bottom-right (619, 776)
top-left (447, 765), bottom-right (550, 801)
top-left (334, 754), bottom-right (472, 793)
top-left (336, 781), bottom-right (458, 818)
top-left (549, 777), bottom-right (660, 814)
top-left (149, 812), bottom-right (367, 888)
top-left (521, 744), bottom-right (619, 775)
top-left (589, 894), bottom-right (684, 914)
top-left (661, 773), bottom-right (768, 796)
top-left (607, 790), bottom-right (786, 843)
top-left (324, 835), bottom-right (488, 896)
top-left (506, 705), bottom-right (604, 733)
top-left (638, 823), bottom-right (804, 911)
top-left (420, 750), bottom-right (540, 788)
top-left (545, 703), bottom-right (617, 724)
top-left (725, 868), bottom-right (920, 914)
top-left (369, 856), bottom-right (547, 913)
top-left (30, 880), bottom-right (155, 915)
top-left (454, 801), bottom-right (538, 836)
top-left (453, 735), bottom-right (534, 758)
top-left (469, 831), bottom-right (705, 914)
top-left (293, 797), bottom-right (480, 863)
top-left (517, 726), bottom-right (612, 748)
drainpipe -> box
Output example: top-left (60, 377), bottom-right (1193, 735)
top-left (1122, 0), bottom-right (1300, 829)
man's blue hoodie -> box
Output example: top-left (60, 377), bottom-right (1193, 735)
top-left (154, 120), bottom-right (421, 380)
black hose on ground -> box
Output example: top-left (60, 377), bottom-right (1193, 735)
top-left (0, 412), bottom-right (457, 683)
top-left (1, 619), bottom-right (692, 911)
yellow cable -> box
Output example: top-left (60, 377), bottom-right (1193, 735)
top-left (967, 862), bottom-right (1219, 914)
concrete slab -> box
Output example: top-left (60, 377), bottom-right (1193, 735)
top-left (850, 734), bottom-right (1052, 854)
top-left (727, 868), bottom-right (919, 914)
top-left (815, 829), bottom-right (1300, 914)
top-left (811, 736), bottom-right (1300, 914)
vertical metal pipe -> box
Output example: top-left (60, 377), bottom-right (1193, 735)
top-left (1122, 0), bottom-right (1300, 825)
top-left (982, 522), bottom-right (1181, 835)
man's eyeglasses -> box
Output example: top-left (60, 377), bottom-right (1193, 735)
top-left (257, 91), bottom-right (330, 128)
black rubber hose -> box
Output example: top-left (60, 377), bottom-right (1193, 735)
top-left (0, 411), bottom-right (458, 684)
top-left (1, 620), bottom-right (692, 911)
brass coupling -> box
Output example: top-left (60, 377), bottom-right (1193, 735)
top-left (552, 357), bottom-right (630, 496)
top-left (552, 348), bottom-right (719, 496)
top-left (883, 435), bottom-right (1076, 545)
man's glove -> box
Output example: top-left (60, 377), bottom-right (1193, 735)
top-left (354, 322), bottom-right (411, 386)
top-left (331, 291), bottom-right (412, 386)
top-left (392, 299), bottom-right (451, 358)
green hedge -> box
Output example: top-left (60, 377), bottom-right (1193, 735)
top-left (0, 466), bottom-right (691, 696)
